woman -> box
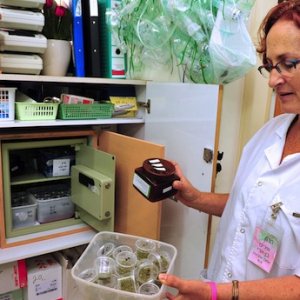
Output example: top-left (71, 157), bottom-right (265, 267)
top-left (159, 1), bottom-right (300, 299)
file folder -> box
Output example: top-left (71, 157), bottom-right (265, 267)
top-left (72, 0), bottom-right (85, 77)
top-left (82, 0), bottom-right (101, 77)
top-left (98, 0), bottom-right (126, 78)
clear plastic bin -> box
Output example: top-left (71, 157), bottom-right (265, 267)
top-left (12, 191), bottom-right (37, 228)
top-left (71, 231), bottom-right (177, 300)
top-left (28, 185), bottom-right (74, 223)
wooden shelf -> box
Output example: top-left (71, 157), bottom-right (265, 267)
top-left (0, 74), bottom-right (147, 85)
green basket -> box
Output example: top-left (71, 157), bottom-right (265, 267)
top-left (15, 102), bottom-right (59, 121)
top-left (58, 103), bottom-right (114, 120)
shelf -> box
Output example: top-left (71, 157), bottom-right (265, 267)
top-left (0, 117), bottom-right (144, 128)
top-left (0, 74), bottom-right (147, 85)
top-left (0, 225), bottom-right (96, 264)
top-left (11, 173), bottom-right (70, 185)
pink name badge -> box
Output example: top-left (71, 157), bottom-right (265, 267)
top-left (248, 226), bottom-right (279, 273)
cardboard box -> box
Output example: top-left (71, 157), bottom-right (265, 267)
top-left (0, 289), bottom-right (23, 300)
top-left (110, 96), bottom-right (137, 118)
top-left (0, 260), bottom-right (27, 294)
top-left (53, 246), bottom-right (86, 300)
top-left (24, 254), bottom-right (62, 300)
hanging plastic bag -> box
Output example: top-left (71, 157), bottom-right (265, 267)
top-left (208, 3), bottom-right (256, 84)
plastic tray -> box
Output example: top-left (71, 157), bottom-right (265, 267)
top-left (15, 102), bottom-right (59, 120)
top-left (58, 103), bottom-right (114, 120)
top-left (71, 231), bottom-right (177, 300)
top-left (28, 185), bottom-right (74, 224)
top-left (12, 191), bottom-right (37, 228)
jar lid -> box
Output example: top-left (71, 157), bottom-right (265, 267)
top-left (143, 158), bottom-right (175, 178)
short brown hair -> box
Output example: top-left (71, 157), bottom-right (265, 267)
top-left (257, 0), bottom-right (300, 63)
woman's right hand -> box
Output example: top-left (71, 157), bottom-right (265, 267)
top-left (172, 162), bottom-right (202, 208)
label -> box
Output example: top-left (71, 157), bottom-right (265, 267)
top-left (52, 159), bottom-right (70, 177)
top-left (163, 186), bottom-right (172, 193)
top-left (133, 173), bottom-right (150, 197)
top-left (89, 0), bottom-right (98, 17)
top-left (248, 226), bottom-right (279, 273)
top-left (35, 280), bottom-right (58, 296)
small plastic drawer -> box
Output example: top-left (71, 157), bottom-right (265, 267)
top-left (28, 185), bottom-right (74, 224)
top-left (12, 192), bottom-right (37, 228)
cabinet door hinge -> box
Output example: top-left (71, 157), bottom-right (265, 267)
top-left (138, 99), bottom-right (151, 114)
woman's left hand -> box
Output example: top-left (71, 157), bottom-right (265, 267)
top-left (159, 273), bottom-right (210, 300)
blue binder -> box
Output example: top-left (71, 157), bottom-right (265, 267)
top-left (72, 0), bottom-right (85, 77)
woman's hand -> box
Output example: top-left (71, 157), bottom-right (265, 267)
top-left (171, 161), bottom-right (228, 216)
top-left (172, 161), bottom-right (202, 208)
top-left (159, 273), bottom-right (210, 300)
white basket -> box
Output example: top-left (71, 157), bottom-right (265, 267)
top-left (0, 87), bottom-right (16, 121)
top-left (71, 231), bottom-right (177, 300)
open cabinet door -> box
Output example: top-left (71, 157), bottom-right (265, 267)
top-left (144, 82), bottom-right (221, 279)
top-left (97, 131), bottom-right (164, 240)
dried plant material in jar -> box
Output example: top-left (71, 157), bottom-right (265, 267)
top-left (94, 256), bottom-right (115, 279)
top-left (93, 274), bottom-right (117, 288)
top-left (97, 242), bottom-right (115, 257)
top-left (112, 245), bottom-right (133, 260)
top-left (135, 238), bottom-right (156, 260)
top-left (115, 251), bottom-right (137, 276)
top-left (135, 259), bottom-right (159, 284)
top-left (117, 275), bottom-right (137, 293)
top-left (78, 268), bottom-right (97, 282)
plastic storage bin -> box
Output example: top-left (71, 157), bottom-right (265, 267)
top-left (71, 231), bottom-right (177, 300)
top-left (15, 102), bottom-right (59, 121)
top-left (58, 103), bottom-right (114, 120)
top-left (12, 191), bottom-right (37, 228)
top-left (28, 185), bottom-right (74, 224)
top-left (0, 87), bottom-right (16, 121)
top-left (36, 146), bottom-right (75, 177)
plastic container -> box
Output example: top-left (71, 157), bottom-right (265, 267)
top-left (0, 8), bottom-right (44, 32)
top-left (15, 102), bottom-right (59, 121)
top-left (28, 185), bottom-right (74, 224)
top-left (0, 87), bottom-right (16, 121)
top-left (58, 103), bottom-right (114, 120)
top-left (11, 191), bottom-right (37, 228)
top-left (0, 53), bottom-right (43, 75)
top-left (0, 0), bottom-right (46, 9)
top-left (71, 231), bottom-right (177, 300)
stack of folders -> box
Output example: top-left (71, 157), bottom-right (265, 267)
top-left (73, 0), bottom-right (126, 78)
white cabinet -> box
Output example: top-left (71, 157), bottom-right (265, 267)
top-left (0, 75), bottom-right (221, 279)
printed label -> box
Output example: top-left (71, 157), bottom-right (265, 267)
top-left (133, 174), bottom-right (150, 197)
top-left (248, 226), bottom-right (279, 273)
top-left (52, 159), bottom-right (70, 177)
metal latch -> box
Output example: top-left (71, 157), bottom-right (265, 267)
top-left (203, 148), bottom-right (213, 163)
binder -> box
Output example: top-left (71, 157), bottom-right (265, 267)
top-left (72, 0), bottom-right (85, 77)
top-left (98, 0), bottom-right (126, 78)
top-left (82, 0), bottom-right (101, 77)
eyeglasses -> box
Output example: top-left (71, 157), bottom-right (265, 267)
top-left (258, 58), bottom-right (300, 78)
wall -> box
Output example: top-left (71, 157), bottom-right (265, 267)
top-left (209, 0), bottom-right (278, 259)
